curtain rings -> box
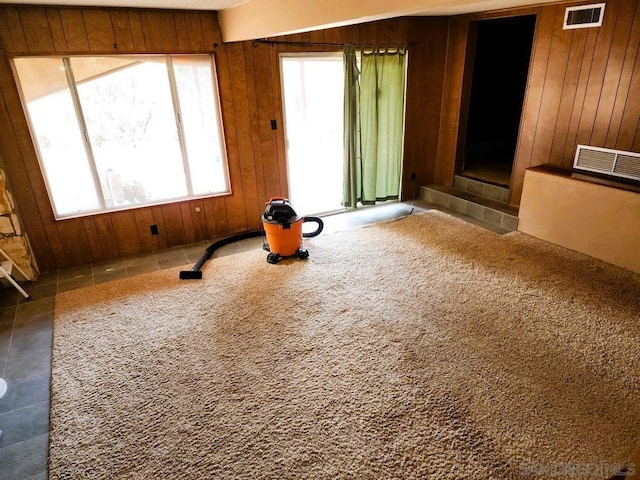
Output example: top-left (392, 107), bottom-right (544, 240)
top-left (360, 44), bottom-right (407, 56)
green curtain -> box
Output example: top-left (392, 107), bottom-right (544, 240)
top-left (342, 45), bottom-right (360, 208)
top-left (359, 50), bottom-right (406, 204)
top-left (343, 47), bottom-right (406, 207)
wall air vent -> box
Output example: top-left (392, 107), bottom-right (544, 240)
top-left (574, 145), bottom-right (640, 182)
top-left (563, 3), bottom-right (605, 29)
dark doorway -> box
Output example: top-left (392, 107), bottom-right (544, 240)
top-left (460, 15), bottom-right (536, 187)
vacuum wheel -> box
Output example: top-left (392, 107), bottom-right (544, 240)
top-left (266, 252), bottom-right (281, 264)
top-left (297, 247), bottom-right (309, 260)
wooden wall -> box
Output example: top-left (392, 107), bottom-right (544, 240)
top-left (0, 5), bottom-right (447, 271)
top-left (434, 0), bottom-right (640, 205)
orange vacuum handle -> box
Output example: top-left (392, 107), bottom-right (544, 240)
top-left (266, 196), bottom-right (287, 204)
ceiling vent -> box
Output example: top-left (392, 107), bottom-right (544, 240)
top-left (574, 145), bottom-right (640, 182)
top-left (563, 3), bottom-right (605, 29)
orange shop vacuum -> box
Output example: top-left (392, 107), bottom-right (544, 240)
top-left (179, 197), bottom-right (323, 279)
top-left (261, 197), bottom-right (323, 264)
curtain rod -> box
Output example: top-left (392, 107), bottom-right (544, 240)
top-left (252, 39), bottom-right (415, 48)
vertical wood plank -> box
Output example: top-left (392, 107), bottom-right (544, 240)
top-left (215, 42), bottom-right (248, 232)
top-left (605, 1), bottom-right (640, 149)
top-left (212, 197), bottom-right (230, 236)
top-left (174, 12), bottom-right (190, 51)
top-left (561, 28), bottom-right (599, 166)
top-left (200, 11), bottom-right (223, 50)
top-left (589, 0), bottom-right (636, 147)
top-left (139, 10), bottom-right (178, 52)
top-left (359, 20), bottom-right (378, 46)
top-left (59, 8), bottom-right (90, 52)
top-left (633, 118), bottom-right (640, 151)
top-left (529, 5), bottom-right (573, 168)
top-left (46, 9), bottom-right (68, 52)
top-left (179, 202), bottom-right (196, 244)
top-left (307, 27), bottom-right (325, 46)
top-left (434, 17), bottom-right (468, 186)
top-left (56, 220), bottom-right (93, 266)
top-left (243, 41), bottom-right (267, 220)
top-left (323, 24), bottom-right (345, 45)
top-left (1, 7), bottom-right (27, 53)
top-left (159, 11), bottom-right (179, 51)
top-left (159, 204), bottom-right (185, 246)
top-left (549, 29), bottom-right (587, 167)
top-left (201, 197), bottom-right (217, 239)
top-left (19, 8), bottom-right (54, 53)
top-left (188, 200), bottom-right (207, 241)
top-left (510, 5), bottom-right (555, 203)
top-left (403, 17), bottom-right (447, 196)
top-left (133, 208), bottom-right (159, 251)
top-left (82, 217), bottom-right (107, 263)
top-left (0, 10), bottom-right (16, 52)
top-left (615, 48), bottom-right (640, 151)
top-left (93, 216), bottom-right (120, 260)
top-left (83, 9), bottom-right (116, 52)
top-left (110, 10), bottom-right (134, 52)
top-left (110, 210), bottom-right (142, 256)
top-left (128, 10), bottom-right (146, 51)
top-left (138, 11), bottom-right (161, 52)
top-left (342, 24), bottom-right (361, 47)
top-left (252, 42), bottom-right (280, 199)
top-left (185, 12), bottom-right (205, 51)
top-left (574, 0), bottom-right (620, 147)
top-left (150, 206), bottom-right (168, 249)
top-left (228, 42), bottom-right (261, 230)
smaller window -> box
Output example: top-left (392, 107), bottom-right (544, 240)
top-left (13, 54), bottom-right (230, 219)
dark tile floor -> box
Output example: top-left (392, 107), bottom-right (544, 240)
top-left (0, 201), bottom-right (505, 479)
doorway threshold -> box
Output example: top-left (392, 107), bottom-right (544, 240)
top-left (461, 168), bottom-right (511, 188)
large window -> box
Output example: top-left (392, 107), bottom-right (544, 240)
top-left (13, 55), bottom-right (230, 219)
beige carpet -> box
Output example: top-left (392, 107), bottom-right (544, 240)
top-left (50, 211), bottom-right (640, 479)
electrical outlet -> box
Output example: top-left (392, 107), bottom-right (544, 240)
top-left (150, 224), bottom-right (159, 235)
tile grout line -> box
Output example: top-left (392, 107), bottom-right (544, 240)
top-left (1, 307), bottom-right (18, 380)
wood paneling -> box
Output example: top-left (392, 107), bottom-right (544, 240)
top-left (402, 16), bottom-right (448, 197)
top-left (434, 16), bottom-right (469, 187)
top-left (434, 0), bottom-right (640, 205)
top-left (19, 8), bottom-right (53, 53)
top-left (46, 9), bottom-right (68, 52)
top-left (83, 9), bottom-right (116, 52)
top-left (110, 10), bottom-right (134, 51)
top-left (0, 5), bottom-right (442, 270)
top-left (2, 8), bottom-right (28, 52)
top-left (59, 9), bottom-right (90, 52)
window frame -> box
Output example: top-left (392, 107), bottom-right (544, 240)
top-left (11, 53), bottom-right (231, 220)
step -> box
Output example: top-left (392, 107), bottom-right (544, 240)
top-left (454, 175), bottom-right (510, 204)
top-left (419, 184), bottom-right (519, 232)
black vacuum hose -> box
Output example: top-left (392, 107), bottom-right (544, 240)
top-left (302, 216), bottom-right (324, 238)
top-left (180, 216), bottom-right (325, 279)
top-left (179, 230), bottom-right (265, 279)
